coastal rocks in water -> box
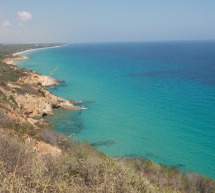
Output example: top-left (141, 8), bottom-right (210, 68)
top-left (91, 140), bottom-right (115, 147)
top-left (14, 89), bottom-right (80, 118)
top-left (14, 71), bottom-right (81, 118)
top-left (70, 100), bottom-right (96, 105)
top-left (0, 59), bottom-right (81, 129)
top-left (58, 80), bottom-right (67, 87)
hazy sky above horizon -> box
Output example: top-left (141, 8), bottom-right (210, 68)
top-left (0, 0), bottom-right (215, 43)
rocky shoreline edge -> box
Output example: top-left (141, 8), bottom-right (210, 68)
top-left (1, 51), bottom-right (82, 131)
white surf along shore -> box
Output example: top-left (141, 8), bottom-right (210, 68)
top-left (13, 44), bottom-right (66, 56)
top-left (3, 45), bottom-right (67, 65)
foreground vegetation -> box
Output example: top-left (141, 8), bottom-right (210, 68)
top-left (0, 128), bottom-right (215, 193)
top-left (0, 44), bottom-right (215, 193)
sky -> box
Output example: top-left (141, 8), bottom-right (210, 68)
top-left (0, 0), bottom-right (215, 43)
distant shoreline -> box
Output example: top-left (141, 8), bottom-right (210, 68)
top-left (2, 44), bottom-right (67, 65)
top-left (13, 44), bottom-right (67, 56)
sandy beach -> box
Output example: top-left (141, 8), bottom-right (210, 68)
top-left (2, 55), bottom-right (29, 65)
top-left (13, 45), bottom-right (67, 56)
top-left (2, 44), bottom-right (66, 65)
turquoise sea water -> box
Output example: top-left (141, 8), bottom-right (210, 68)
top-left (18, 42), bottom-right (215, 178)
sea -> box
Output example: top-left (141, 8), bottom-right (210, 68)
top-left (17, 41), bottom-right (215, 178)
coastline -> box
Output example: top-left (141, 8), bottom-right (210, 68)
top-left (3, 44), bottom-right (67, 65)
top-left (2, 55), bottom-right (29, 65)
top-left (13, 43), bottom-right (215, 179)
top-left (13, 44), bottom-right (67, 56)
top-left (0, 44), bottom-right (83, 130)
top-left (1, 44), bottom-right (215, 191)
top-left (10, 44), bottom-right (67, 88)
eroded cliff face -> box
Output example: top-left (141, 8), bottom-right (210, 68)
top-left (14, 89), bottom-right (80, 117)
top-left (15, 72), bottom-right (81, 117)
top-left (0, 68), bottom-right (80, 128)
top-left (0, 45), bottom-right (71, 158)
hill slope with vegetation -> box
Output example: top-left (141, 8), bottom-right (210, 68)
top-left (0, 44), bottom-right (214, 193)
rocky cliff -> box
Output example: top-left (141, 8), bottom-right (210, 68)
top-left (0, 61), bottom-right (81, 129)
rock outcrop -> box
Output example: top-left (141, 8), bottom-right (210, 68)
top-left (14, 88), bottom-right (80, 118)
top-left (20, 71), bottom-right (59, 86)
top-left (16, 72), bottom-right (81, 117)
top-left (0, 69), bottom-right (81, 128)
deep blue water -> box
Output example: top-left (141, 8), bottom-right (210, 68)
top-left (18, 41), bottom-right (215, 178)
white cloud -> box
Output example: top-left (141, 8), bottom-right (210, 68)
top-left (2, 20), bottom-right (11, 28)
top-left (18, 11), bottom-right (32, 22)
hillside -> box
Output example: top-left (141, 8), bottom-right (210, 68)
top-left (0, 44), bottom-right (215, 193)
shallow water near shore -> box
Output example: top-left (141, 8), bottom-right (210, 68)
top-left (18, 41), bottom-right (215, 178)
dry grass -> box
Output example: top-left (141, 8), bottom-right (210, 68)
top-left (0, 129), bottom-right (214, 193)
